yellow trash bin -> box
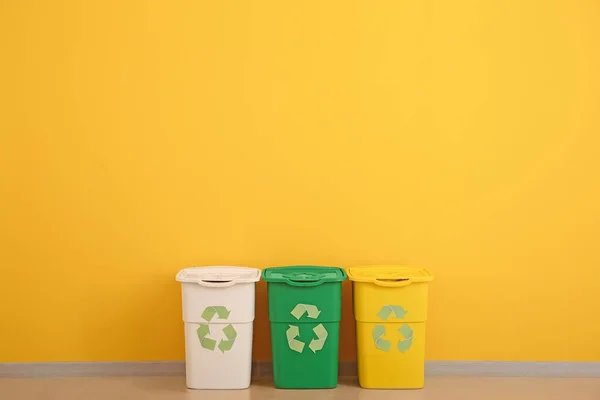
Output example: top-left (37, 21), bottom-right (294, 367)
top-left (348, 266), bottom-right (434, 389)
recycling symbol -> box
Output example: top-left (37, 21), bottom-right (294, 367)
top-left (201, 306), bottom-right (231, 321)
top-left (286, 323), bottom-right (328, 353)
top-left (196, 306), bottom-right (236, 353)
top-left (372, 305), bottom-right (413, 353)
top-left (290, 304), bottom-right (321, 320)
top-left (285, 303), bottom-right (327, 354)
top-left (377, 305), bottom-right (407, 320)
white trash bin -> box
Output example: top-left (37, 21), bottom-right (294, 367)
top-left (176, 266), bottom-right (261, 389)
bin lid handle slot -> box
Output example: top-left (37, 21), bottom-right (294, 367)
top-left (284, 278), bottom-right (325, 287)
top-left (374, 278), bottom-right (412, 287)
top-left (196, 279), bottom-right (237, 287)
top-left (176, 267), bottom-right (261, 286)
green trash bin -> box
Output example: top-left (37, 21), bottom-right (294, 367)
top-left (262, 266), bottom-right (347, 389)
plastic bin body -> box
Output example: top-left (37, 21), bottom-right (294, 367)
top-left (348, 266), bottom-right (433, 389)
top-left (176, 267), bottom-right (260, 389)
top-left (262, 266), bottom-right (347, 389)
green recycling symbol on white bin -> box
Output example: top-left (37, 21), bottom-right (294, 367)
top-left (286, 323), bottom-right (328, 354)
top-left (201, 306), bottom-right (231, 321)
top-left (197, 306), bottom-right (236, 353)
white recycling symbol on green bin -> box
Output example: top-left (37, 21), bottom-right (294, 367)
top-left (372, 305), bottom-right (413, 353)
top-left (286, 303), bottom-right (327, 354)
top-left (290, 304), bottom-right (321, 319)
top-left (286, 323), bottom-right (328, 354)
top-left (286, 325), bottom-right (305, 353)
top-left (197, 306), bottom-right (236, 353)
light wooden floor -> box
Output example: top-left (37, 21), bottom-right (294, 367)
top-left (1, 377), bottom-right (599, 400)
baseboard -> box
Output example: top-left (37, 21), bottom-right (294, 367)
top-left (0, 361), bottom-right (185, 378)
top-left (1, 361), bottom-right (599, 379)
top-left (424, 361), bottom-right (600, 377)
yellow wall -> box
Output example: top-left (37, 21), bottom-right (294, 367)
top-left (1, 0), bottom-right (600, 363)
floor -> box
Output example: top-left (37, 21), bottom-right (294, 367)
top-left (1, 377), bottom-right (599, 400)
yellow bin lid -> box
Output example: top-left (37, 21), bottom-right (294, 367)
top-left (347, 266), bottom-right (433, 287)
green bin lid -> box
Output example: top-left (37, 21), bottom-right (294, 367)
top-left (262, 266), bottom-right (347, 286)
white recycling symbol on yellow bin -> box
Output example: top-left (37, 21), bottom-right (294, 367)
top-left (286, 303), bottom-right (327, 354)
top-left (372, 305), bottom-right (413, 353)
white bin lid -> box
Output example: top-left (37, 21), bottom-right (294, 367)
top-left (176, 266), bottom-right (261, 287)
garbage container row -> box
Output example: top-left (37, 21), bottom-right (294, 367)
top-left (176, 265), bottom-right (434, 390)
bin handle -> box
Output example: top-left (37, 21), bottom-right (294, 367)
top-left (195, 280), bottom-right (237, 288)
top-left (283, 278), bottom-right (325, 287)
top-left (373, 278), bottom-right (412, 287)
